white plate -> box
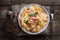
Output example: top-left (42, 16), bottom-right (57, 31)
top-left (18, 4), bottom-right (50, 35)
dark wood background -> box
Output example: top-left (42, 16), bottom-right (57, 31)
top-left (0, 0), bottom-right (60, 40)
top-left (0, 0), bottom-right (60, 6)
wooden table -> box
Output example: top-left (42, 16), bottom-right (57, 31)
top-left (0, 1), bottom-right (60, 40)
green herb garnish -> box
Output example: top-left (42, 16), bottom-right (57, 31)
top-left (29, 12), bottom-right (38, 17)
top-left (29, 14), bottom-right (35, 17)
top-left (35, 12), bottom-right (38, 15)
top-left (25, 20), bottom-right (28, 24)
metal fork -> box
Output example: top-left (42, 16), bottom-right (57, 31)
top-left (50, 6), bottom-right (55, 38)
top-left (50, 13), bottom-right (54, 35)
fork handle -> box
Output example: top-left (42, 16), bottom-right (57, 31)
top-left (50, 14), bottom-right (54, 38)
